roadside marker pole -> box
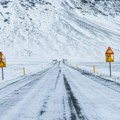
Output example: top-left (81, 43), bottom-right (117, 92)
top-left (109, 62), bottom-right (111, 77)
top-left (23, 67), bottom-right (26, 76)
top-left (93, 66), bottom-right (96, 74)
top-left (1, 67), bottom-right (4, 80)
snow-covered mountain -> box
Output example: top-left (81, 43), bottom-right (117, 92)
top-left (0, 0), bottom-right (120, 61)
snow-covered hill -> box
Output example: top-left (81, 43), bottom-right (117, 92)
top-left (0, 0), bottom-right (120, 61)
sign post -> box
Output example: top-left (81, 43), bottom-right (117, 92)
top-left (1, 67), bottom-right (4, 80)
top-left (109, 62), bottom-right (111, 77)
top-left (105, 47), bottom-right (114, 77)
top-left (0, 52), bottom-right (6, 80)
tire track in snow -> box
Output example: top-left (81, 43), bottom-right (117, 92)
top-left (63, 74), bottom-right (86, 120)
top-left (39, 67), bottom-right (62, 118)
top-left (62, 97), bottom-right (67, 120)
top-left (39, 95), bottom-right (50, 116)
top-left (55, 68), bottom-right (61, 89)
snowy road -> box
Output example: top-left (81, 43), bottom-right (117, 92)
top-left (0, 63), bottom-right (120, 120)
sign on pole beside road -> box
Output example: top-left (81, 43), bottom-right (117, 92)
top-left (105, 47), bottom-right (114, 77)
top-left (105, 47), bottom-right (114, 62)
top-left (0, 52), bottom-right (6, 80)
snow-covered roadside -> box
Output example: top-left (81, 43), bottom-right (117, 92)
top-left (63, 64), bottom-right (120, 120)
top-left (0, 61), bottom-right (53, 83)
top-left (67, 62), bottom-right (120, 83)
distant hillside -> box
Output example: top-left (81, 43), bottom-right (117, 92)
top-left (0, 0), bottom-right (120, 61)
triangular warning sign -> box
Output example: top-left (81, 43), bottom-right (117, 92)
top-left (105, 47), bottom-right (114, 54)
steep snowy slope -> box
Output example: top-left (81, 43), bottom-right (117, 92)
top-left (0, 0), bottom-right (120, 61)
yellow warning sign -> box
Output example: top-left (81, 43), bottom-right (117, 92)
top-left (0, 52), bottom-right (6, 67)
top-left (0, 61), bottom-right (6, 67)
top-left (105, 47), bottom-right (114, 62)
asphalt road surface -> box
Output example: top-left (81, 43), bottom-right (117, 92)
top-left (0, 63), bottom-right (120, 120)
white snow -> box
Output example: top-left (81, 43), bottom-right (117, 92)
top-left (0, 0), bottom-right (120, 61)
top-left (62, 63), bottom-right (120, 120)
top-left (0, 63), bottom-right (120, 120)
top-left (0, 61), bottom-right (52, 82)
top-left (0, 0), bottom-right (120, 119)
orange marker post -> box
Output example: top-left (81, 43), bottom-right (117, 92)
top-left (93, 66), bottom-right (96, 74)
